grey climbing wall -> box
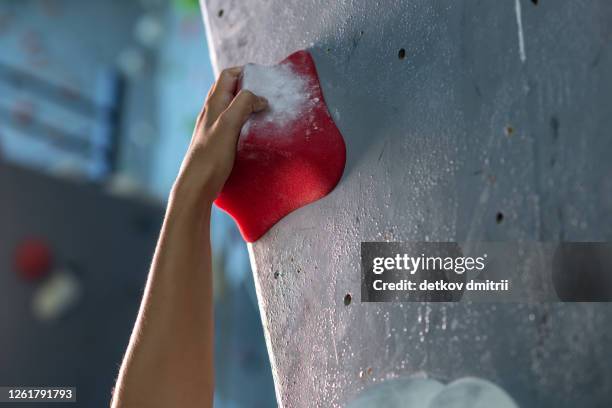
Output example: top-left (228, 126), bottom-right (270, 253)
top-left (201, 0), bottom-right (612, 407)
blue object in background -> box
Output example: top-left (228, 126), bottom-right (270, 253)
top-left (0, 1), bottom-right (275, 406)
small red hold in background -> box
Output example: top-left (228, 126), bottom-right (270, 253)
top-left (14, 238), bottom-right (53, 281)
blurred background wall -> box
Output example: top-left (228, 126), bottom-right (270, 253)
top-left (0, 0), bottom-right (276, 406)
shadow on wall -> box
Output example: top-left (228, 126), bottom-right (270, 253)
top-left (310, 1), bottom-right (461, 181)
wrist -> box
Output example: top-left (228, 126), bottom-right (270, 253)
top-left (166, 183), bottom-right (213, 234)
top-left (171, 156), bottom-right (218, 207)
top-left (170, 177), bottom-right (215, 209)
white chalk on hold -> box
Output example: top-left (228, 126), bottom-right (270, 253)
top-left (240, 62), bottom-right (312, 135)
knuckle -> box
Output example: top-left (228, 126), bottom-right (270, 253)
top-left (237, 89), bottom-right (255, 100)
top-left (218, 66), bottom-right (240, 81)
top-left (219, 68), bottom-right (233, 78)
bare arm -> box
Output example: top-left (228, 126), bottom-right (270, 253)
top-left (112, 67), bottom-right (267, 408)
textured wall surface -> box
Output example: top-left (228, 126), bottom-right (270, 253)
top-left (201, 0), bottom-right (612, 406)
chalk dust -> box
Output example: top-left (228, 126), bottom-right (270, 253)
top-left (240, 62), bottom-right (312, 135)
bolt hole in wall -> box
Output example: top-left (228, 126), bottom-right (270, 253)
top-left (218, 8), bottom-right (224, 17)
top-left (357, 368), bottom-right (370, 379)
top-left (398, 48), bottom-right (406, 60)
top-left (344, 293), bottom-right (352, 306)
top-left (496, 212), bottom-right (504, 224)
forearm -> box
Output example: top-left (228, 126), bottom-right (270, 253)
top-left (113, 184), bottom-right (215, 407)
top-left (112, 66), bottom-right (267, 407)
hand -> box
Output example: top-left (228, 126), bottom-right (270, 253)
top-left (173, 66), bottom-right (268, 204)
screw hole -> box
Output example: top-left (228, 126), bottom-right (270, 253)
top-left (398, 48), bottom-right (406, 60)
top-left (273, 271), bottom-right (280, 279)
top-left (531, 0), bottom-right (538, 5)
top-left (217, 9), bottom-right (224, 17)
top-left (505, 126), bottom-right (514, 136)
top-left (496, 212), bottom-right (504, 224)
top-left (344, 293), bottom-right (352, 306)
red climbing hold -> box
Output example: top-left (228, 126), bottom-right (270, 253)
top-left (215, 50), bottom-right (346, 242)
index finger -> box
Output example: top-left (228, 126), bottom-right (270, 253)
top-left (204, 67), bottom-right (242, 126)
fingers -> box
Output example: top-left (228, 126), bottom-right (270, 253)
top-left (205, 67), bottom-right (242, 125)
top-left (217, 90), bottom-right (268, 134)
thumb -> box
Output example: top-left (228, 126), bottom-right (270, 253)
top-left (217, 89), bottom-right (268, 134)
